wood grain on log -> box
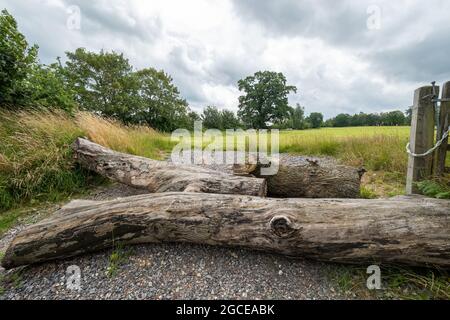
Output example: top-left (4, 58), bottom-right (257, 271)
top-left (235, 154), bottom-right (363, 198)
top-left (197, 152), bottom-right (363, 198)
top-left (2, 193), bottom-right (449, 269)
top-left (72, 138), bottom-right (266, 197)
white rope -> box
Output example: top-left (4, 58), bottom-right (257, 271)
top-left (406, 126), bottom-right (450, 157)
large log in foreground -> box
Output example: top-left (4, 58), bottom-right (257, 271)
top-left (2, 193), bottom-right (449, 269)
top-left (72, 138), bottom-right (266, 196)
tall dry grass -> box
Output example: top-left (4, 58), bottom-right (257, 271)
top-left (76, 112), bottom-right (173, 159)
top-left (0, 110), bottom-right (172, 212)
top-left (0, 110), bottom-right (90, 211)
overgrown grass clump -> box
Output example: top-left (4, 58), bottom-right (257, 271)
top-left (76, 112), bottom-right (174, 159)
top-left (0, 110), bottom-right (173, 213)
top-left (0, 110), bottom-right (93, 211)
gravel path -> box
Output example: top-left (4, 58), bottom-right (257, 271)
top-left (0, 184), bottom-right (349, 300)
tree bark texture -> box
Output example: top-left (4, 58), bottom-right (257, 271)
top-left (72, 138), bottom-right (267, 197)
top-left (2, 193), bottom-right (449, 269)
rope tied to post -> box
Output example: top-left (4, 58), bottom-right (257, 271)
top-left (406, 126), bottom-right (450, 157)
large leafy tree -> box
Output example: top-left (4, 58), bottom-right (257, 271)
top-left (64, 49), bottom-right (192, 131)
top-left (64, 48), bottom-right (138, 120)
top-left (0, 9), bottom-right (38, 106)
top-left (134, 68), bottom-right (190, 132)
top-left (380, 110), bottom-right (406, 126)
top-left (237, 71), bottom-right (297, 129)
top-left (306, 112), bottom-right (324, 128)
top-left (201, 106), bottom-right (241, 130)
top-left (333, 113), bottom-right (352, 127)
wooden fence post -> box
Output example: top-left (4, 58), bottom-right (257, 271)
top-left (433, 81), bottom-right (450, 176)
top-left (406, 85), bottom-right (438, 194)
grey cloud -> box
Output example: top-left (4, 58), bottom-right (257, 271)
top-left (368, 31), bottom-right (450, 83)
top-left (61, 0), bottom-right (163, 43)
top-left (232, 0), bottom-right (450, 84)
top-left (231, 0), bottom-right (373, 47)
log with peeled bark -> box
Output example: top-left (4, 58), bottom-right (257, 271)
top-left (199, 153), bottom-right (364, 198)
top-left (71, 138), bottom-right (266, 197)
top-left (2, 193), bottom-right (449, 269)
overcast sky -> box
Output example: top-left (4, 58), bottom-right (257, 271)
top-left (2, 0), bottom-right (450, 118)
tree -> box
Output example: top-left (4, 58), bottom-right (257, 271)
top-left (380, 110), bottom-right (406, 126)
top-left (237, 71), bottom-right (297, 129)
top-left (333, 113), bottom-right (352, 127)
top-left (202, 106), bottom-right (223, 129)
top-left (350, 112), bottom-right (368, 127)
top-left (64, 49), bottom-right (192, 131)
top-left (64, 48), bottom-right (137, 120)
top-left (26, 61), bottom-right (77, 112)
top-left (187, 111), bottom-right (201, 130)
top-left (220, 109), bottom-right (241, 129)
top-left (133, 68), bottom-right (190, 132)
top-left (0, 9), bottom-right (38, 106)
top-left (405, 107), bottom-right (412, 125)
top-left (306, 112), bottom-right (324, 128)
top-left (290, 104), bottom-right (306, 130)
top-left (366, 113), bottom-right (381, 126)
top-left (323, 118), bottom-right (334, 127)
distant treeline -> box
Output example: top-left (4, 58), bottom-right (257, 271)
top-left (323, 110), bottom-right (411, 128)
top-left (270, 107), bottom-right (410, 130)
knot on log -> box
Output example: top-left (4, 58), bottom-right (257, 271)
top-left (269, 215), bottom-right (295, 238)
top-left (306, 159), bottom-right (319, 166)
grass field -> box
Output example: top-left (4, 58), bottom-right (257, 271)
top-left (280, 126), bottom-right (410, 171)
top-left (279, 127), bottom-right (412, 198)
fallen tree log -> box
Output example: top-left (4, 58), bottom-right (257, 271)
top-left (198, 153), bottom-right (364, 198)
top-left (2, 193), bottom-right (449, 269)
top-left (251, 155), bottom-right (364, 198)
top-left (72, 138), bottom-right (266, 197)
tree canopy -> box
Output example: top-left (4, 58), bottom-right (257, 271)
top-left (0, 9), bottom-right (38, 106)
top-left (237, 71), bottom-right (297, 128)
top-left (306, 112), bottom-right (324, 129)
top-left (63, 48), bottom-right (192, 131)
top-left (201, 106), bottom-right (241, 130)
